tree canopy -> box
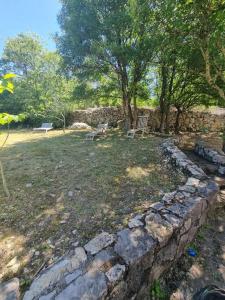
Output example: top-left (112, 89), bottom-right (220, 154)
top-left (1, 1), bottom-right (225, 132)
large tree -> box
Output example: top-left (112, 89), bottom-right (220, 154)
top-left (57, 0), bottom-right (158, 128)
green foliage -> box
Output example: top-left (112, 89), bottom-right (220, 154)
top-left (1, 2), bottom-right (225, 131)
top-left (0, 73), bottom-right (15, 93)
top-left (57, 0), bottom-right (158, 122)
top-left (0, 34), bottom-right (76, 126)
top-left (0, 73), bottom-right (24, 126)
top-left (0, 113), bottom-right (25, 126)
top-left (149, 280), bottom-right (167, 300)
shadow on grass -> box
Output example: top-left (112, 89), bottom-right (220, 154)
top-left (0, 129), bottom-right (184, 286)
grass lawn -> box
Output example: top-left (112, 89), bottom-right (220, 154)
top-left (0, 129), bottom-right (184, 287)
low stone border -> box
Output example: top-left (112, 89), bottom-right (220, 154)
top-left (10, 139), bottom-right (217, 299)
top-left (195, 141), bottom-right (225, 175)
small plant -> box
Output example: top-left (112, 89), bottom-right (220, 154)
top-left (149, 280), bottom-right (167, 300)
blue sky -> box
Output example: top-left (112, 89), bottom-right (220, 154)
top-left (0, 0), bottom-right (61, 54)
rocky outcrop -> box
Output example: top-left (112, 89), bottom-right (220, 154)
top-left (23, 139), bottom-right (219, 300)
top-left (68, 106), bottom-right (225, 132)
top-left (195, 141), bottom-right (225, 175)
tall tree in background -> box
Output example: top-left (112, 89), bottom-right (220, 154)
top-left (57, 0), bottom-right (158, 128)
top-left (0, 33), bottom-right (75, 127)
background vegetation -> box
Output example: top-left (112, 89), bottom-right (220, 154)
top-left (1, 0), bottom-right (225, 132)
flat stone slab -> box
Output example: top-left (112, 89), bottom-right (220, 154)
top-left (84, 232), bottom-right (115, 255)
top-left (0, 278), bottom-right (19, 300)
top-left (55, 270), bottom-right (107, 300)
top-left (114, 228), bottom-right (156, 265)
top-left (23, 247), bottom-right (87, 300)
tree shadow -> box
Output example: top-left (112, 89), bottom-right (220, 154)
top-left (0, 129), bottom-right (184, 286)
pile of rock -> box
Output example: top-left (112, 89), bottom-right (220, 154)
top-left (20, 139), bottom-right (218, 300)
top-left (69, 122), bottom-right (92, 130)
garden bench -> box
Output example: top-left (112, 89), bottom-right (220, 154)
top-left (85, 123), bottom-right (108, 140)
top-left (127, 116), bottom-right (149, 138)
top-left (33, 123), bottom-right (53, 133)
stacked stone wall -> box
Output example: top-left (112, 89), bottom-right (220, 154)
top-left (22, 139), bottom-right (219, 300)
top-left (195, 141), bottom-right (225, 175)
top-left (68, 106), bottom-right (225, 132)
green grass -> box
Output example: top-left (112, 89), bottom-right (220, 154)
top-left (0, 129), bottom-right (184, 283)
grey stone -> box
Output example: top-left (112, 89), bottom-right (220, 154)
top-left (23, 259), bottom-right (70, 300)
top-left (163, 213), bottom-right (182, 229)
top-left (128, 217), bottom-right (144, 228)
top-left (186, 165), bottom-right (206, 179)
top-left (145, 213), bottom-right (174, 246)
top-left (55, 270), bottom-right (108, 300)
top-left (88, 248), bottom-right (118, 272)
top-left (68, 191), bottom-right (74, 197)
top-left (165, 203), bottom-right (189, 219)
top-left (69, 247), bottom-right (87, 271)
top-left (65, 269), bottom-right (82, 285)
top-left (84, 232), bottom-right (115, 255)
top-left (24, 248), bottom-right (87, 300)
top-left (0, 278), bottom-right (19, 300)
top-left (39, 291), bottom-right (56, 300)
top-left (105, 264), bottom-right (126, 283)
top-left (162, 191), bottom-right (176, 204)
top-left (178, 185), bottom-right (196, 194)
top-left (149, 202), bottom-right (165, 211)
top-left (218, 165), bottom-right (225, 175)
top-left (186, 177), bottom-right (200, 187)
top-left (114, 228), bottom-right (156, 265)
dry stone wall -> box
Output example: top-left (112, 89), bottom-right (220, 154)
top-left (22, 139), bottom-right (219, 300)
top-left (195, 141), bottom-right (225, 175)
top-left (68, 107), bottom-right (225, 132)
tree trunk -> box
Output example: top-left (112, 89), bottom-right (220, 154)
top-left (62, 113), bottom-right (66, 133)
top-left (0, 160), bottom-right (10, 198)
top-left (223, 140), bottom-right (225, 153)
top-left (174, 108), bottom-right (182, 134)
top-left (159, 64), bottom-right (168, 133)
top-left (133, 95), bottom-right (138, 129)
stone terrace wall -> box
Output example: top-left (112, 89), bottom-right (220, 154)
top-left (195, 141), bottom-right (225, 175)
top-left (23, 140), bottom-right (219, 300)
top-left (68, 107), bottom-right (225, 132)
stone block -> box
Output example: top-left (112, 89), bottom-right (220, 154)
top-left (88, 247), bottom-right (118, 272)
top-left (84, 232), bottom-right (116, 255)
top-left (24, 247), bottom-right (87, 300)
top-left (114, 228), bottom-right (156, 266)
top-left (145, 213), bottom-right (174, 246)
top-left (55, 270), bottom-right (108, 300)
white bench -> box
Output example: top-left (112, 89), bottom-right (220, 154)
top-left (33, 123), bottom-right (53, 133)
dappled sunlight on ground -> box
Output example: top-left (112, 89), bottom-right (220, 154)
top-left (0, 129), bottom-right (184, 288)
top-left (0, 231), bottom-right (27, 280)
top-left (126, 166), bottom-right (150, 179)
